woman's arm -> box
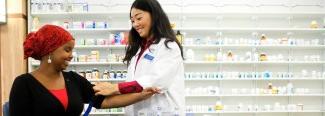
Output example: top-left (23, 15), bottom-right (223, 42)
top-left (9, 76), bottom-right (33, 116)
top-left (100, 87), bottom-right (156, 108)
top-left (70, 71), bottom-right (159, 109)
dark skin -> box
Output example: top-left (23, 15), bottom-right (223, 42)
top-left (31, 40), bottom-right (159, 108)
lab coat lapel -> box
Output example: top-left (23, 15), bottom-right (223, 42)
top-left (127, 48), bottom-right (140, 81)
top-left (133, 43), bottom-right (159, 79)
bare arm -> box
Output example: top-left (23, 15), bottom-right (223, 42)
top-left (100, 88), bottom-right (156, 108)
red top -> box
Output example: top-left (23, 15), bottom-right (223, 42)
top-left (50, 88), bottom-right (68, 110)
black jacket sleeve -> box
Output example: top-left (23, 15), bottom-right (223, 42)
top-left (9, 75), bottom-right (33, 116)
top-left (69, 71), bottom-right (105, 109)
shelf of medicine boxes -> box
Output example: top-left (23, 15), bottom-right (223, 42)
top-left (47, 28), bottom-right (325, 34)
top-left (29, 9), bottom-right (325, 112)
top-left (90, 112), bottom-right (124, 115)
top-left (185, 78), bottom-right (325, 81)
top-left (31, 60), bottom-right (125, 66)
top-left (30, 28), bottom-right (130, 33)
top-left (30, 11), bottom-right (325, 19)
top-left (174, 28), bottom-right (325, 34)
top-left (86, 112), bottom-right (125, 115)
top-left (82, 109), bottom-right (124, 115)
top-left (74, 45), bottom-right (126, 49)
top-left (186, 110), bottom-right (325, 114)
top-left (183, 61), bottom-right (325, 65)
top-left (87, 79), bottom-right (126, 82)
top-left (185, 94), bottom-right (325, 97)
top-left (31, 60), bottom-right (325, 66)
top-left (89, 77), bottom-right (325, 83)
top-left (82, 111), bottom-right (124, 115)
top-left (183, 45), bottom-right (325, 50)
top-left (74, 45), bottom-right (325, 50)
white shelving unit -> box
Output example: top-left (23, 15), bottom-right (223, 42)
top-left (82, 111), bottom-right (125, 115)
top-left (184, 61), bottom-right (325, 65)
top-left (87, 79), bottom-right (126, 82)
top-left (183, 45), bottom-right (325, 49)
top-left (88, 112), bottom-right (125, 115)
top-left (31, 61), bottom-right (124, 66)
top-left (28, 0), bottom-right (325, 116)
top-left (31, 61), bottom-right (325, 65)
top-left (30, 11), bottom-right (325, 18)
top-left (185, 78), bottom-right (325, 81)
top-left (74, 45), bottom-right (126, 49)
top-left (185, 94), bottom-right (325, 97)
top-left (30, 27), bottom-right (325, 34)
top-left (186, 110), bottom-right (325, 114)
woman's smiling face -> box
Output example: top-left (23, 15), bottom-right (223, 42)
top-left (130, 8), bottom-right (152, 39)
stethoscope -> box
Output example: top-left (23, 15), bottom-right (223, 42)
top-left (83, 101), bottom-right (93, 116)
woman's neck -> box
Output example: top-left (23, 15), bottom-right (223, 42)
top-left (37, 61), bottom-right (61, 77)
top-left (145, 34), bottom-right (154, 41)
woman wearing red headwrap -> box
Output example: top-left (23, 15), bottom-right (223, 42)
top-left (9, 24), bottom-right (159, 116)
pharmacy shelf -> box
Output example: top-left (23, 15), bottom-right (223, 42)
top-left (31, 11), bottom-right (129, 18)
top-left (74, 45), bottom-right (126, 49)
top-left (30, 28), bottom-right (130, 33)
top-left (31, 28), bottom-right (325, 33)
top-left (183, 45), bottom-right (325, 50)
top-left (32, 61), bottom-right (324, 66)
top-left (31, 62), bottom-right (125, 66)
top-left (184, 61), bottom-right (325, 65)
top-left (87, 79), bottom-right (126, 82)
top-left (29, 1), bottom-right (325, 116)
top-left (90, 112), bottom-right (124, 115)
top-left (82, 112), bottom-right (125, 115)
top-left (31, 12), bottom-right (325, 19)
top-left (175, 28), bottom-right (325, 33)
top-left (185, 94), bottom-right (325, 97)
top-left (170, 12), bottom-right (325, 18)
top-left (74, 45), bottom-right (325, 50)
top-left (61, 62), bottom-right (125, 65)
top-left (186, 110), bottom-right (325, 114)
top-left (67, 28), bottom-right (130, 33)
top-left (185, 78), bottom-right (325, 81)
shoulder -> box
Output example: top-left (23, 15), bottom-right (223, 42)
top-left (154, 38), bottom-right (182, 60)
top-left (63, 71), bottom-right (82, 80)
top-left (159, 38), bottom-right (180, 49)
top-left (13, 73), bottom-right (33, 84)
top-left (63, 71), bottom-right (89, 84)
top-left (11, 73), bottom-right (33, 89)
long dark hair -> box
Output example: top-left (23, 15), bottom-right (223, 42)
top-left (123, 0), bottom-right (184, 65)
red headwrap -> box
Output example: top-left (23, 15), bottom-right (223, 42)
top-left (24, 24), bottom-right (73, 60)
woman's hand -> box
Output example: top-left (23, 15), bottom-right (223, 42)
top-left (139, 87), bottom-right (161, 100)
top-left (93, 82), bottom-right (120, 96)
top-left (93, 82), bottom-right (161, 99)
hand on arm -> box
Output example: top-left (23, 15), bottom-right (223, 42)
top-left (93, 82), bottom-right (120, 96)
top-left (100, 87), bottom-right (160, 108)
top-left (93, 80), bottom-right (160, 108)
top-left (140, 87), bottom-right (161, 100)
top-left (93, 81), bottom-right (149, 96)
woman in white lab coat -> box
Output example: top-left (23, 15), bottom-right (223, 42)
top-left (93, 0), bottom-right (185, 115)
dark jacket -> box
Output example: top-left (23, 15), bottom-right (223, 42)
top-left (9, 71), bottom-right (105, 116)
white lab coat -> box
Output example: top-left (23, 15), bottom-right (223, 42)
top-left (125, 38), bottom-right (185, 116)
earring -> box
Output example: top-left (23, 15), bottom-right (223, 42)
top-left (47, 55), bottom-right (52, 64)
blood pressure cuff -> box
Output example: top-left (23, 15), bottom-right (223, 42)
top-left (118, 81), bottom-right (143, 94)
